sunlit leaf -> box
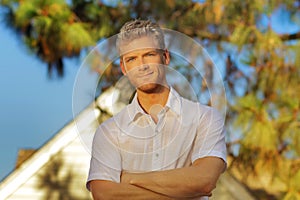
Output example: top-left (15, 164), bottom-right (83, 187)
top-left (15, 2), bottom-right (37, 27)
top-left (243, 120), bottom-right (278, 151)
top-left (60, 23), bottom-right (94, 55)
top-left (283, 192), bottom-right (300, 200)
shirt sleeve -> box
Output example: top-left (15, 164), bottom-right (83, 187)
top-left (191, 106), bottom-right (227, 165)
top-left (86, 122), bottom-right (122, 191)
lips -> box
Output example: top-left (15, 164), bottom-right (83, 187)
top-left (138, 71), bottom-right (154, 78)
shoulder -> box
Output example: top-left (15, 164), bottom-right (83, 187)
top-left (97, 104), bottom-right (131, 132)
top-left (179, 97), bottom-right (207, 114)
top-left (180, 97), bottom-right (224, 123)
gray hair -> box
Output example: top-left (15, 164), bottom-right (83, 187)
top-left (116, 19), bottom-right (165, 54)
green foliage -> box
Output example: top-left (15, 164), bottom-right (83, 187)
top-left (14, 2), bottom-right (37, 27)
top-left (1, 0), bottom-right (97, 76)
top-left (244, 120), bottom-right (277, 150)
top-left (281, 166), bottom-right (300, 200)
top-left (60, 23), bottom-right (94, 55)
top-left (230, 24), bottom-right (257, 50)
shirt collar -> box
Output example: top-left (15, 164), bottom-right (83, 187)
top-left (126, 87), bottom-right (182, 124)
top-left (165, 87), bottom-right (181, 116)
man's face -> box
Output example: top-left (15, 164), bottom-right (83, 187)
top-left (120, 36), bottom-right (170, 93)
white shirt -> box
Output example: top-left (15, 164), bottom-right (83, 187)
top-left (87, 88), bottom-right (227, 199)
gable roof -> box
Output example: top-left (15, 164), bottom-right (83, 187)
top-left (0, 102), bottom-right (99, 199)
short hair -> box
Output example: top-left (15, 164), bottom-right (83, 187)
top-left (116, 19), bottom-right (165, 54)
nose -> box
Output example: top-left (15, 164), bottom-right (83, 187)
top-left (139, 64), bottom-right (149, 71)
top-left (137, 57), bottom-right (149, 71)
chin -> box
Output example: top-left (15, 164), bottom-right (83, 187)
top-left (137, 83), bottom-right (160, 93)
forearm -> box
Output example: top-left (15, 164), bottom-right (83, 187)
top-left (123, 167), bottom-right (210, 198)
top-left (122, 157), bottom-right (225, 198)
top-left (89, 180), bottom-right (193, 200)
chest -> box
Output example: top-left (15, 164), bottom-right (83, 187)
top-left (118, 116), bottom-right (198, 172)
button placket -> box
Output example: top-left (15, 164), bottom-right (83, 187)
top-left (152, 129), bottom-right (163, 170)
top-left (150, 108), bottom-right (167, 170)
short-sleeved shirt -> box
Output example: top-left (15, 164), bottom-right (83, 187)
top-left (87, 87), bottom-right (227, 199)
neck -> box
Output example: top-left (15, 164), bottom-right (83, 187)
top-left (136, 85), bottom-right (170, 115)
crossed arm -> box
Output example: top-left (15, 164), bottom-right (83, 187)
top-left (89, 156), bottom-right (225, 200)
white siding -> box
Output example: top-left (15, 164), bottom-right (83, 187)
top-left (4, 136), bottom-right (92, 200)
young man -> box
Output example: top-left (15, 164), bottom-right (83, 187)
top-left (87, 19), bottom-right (227, 200)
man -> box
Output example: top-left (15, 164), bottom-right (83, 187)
top-left (87, 19), bottom-right (227, 200)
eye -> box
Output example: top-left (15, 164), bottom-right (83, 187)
top-left (126, 57), bottom-right (136, 63)
top-left (146, 52), bottom-right (157, 57)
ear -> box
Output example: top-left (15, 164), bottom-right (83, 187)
top-left (120, 58), bottom-right (127, 75)
top-left (163, 49), bottom-right (170, 65)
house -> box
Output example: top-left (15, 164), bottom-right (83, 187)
top-left (0, 86), bottom-right (256, 200)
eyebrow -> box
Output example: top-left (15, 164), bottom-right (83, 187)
top-left (144, 50), bottom-right (159, 54)
top-left (123, 50), bottom-right (159, 61)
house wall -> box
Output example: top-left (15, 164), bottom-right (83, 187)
top-left (4, 136), bottom-right (92, 200)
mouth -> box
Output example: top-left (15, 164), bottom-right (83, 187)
top-left (138, 71), bottom-right (154, 78)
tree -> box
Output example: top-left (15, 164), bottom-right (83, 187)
top-left (0, 0), bottom-right (129, 77)
top-left (1, 0), bottom-right (300, 199)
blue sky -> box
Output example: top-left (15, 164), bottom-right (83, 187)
top-left (0, 4), bottom-right (299, 182)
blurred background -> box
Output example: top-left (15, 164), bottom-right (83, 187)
top-left (0, 0), bottom-right (299, 199)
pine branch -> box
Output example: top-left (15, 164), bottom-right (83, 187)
top-left (193, 31), bottom-right (300, 42)
top-left (194, 31), bottom-right (229, 41)
top-left (184, 27), bottom-right (300, 43)
top-left (280, 31), bottom-right (300, 41)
